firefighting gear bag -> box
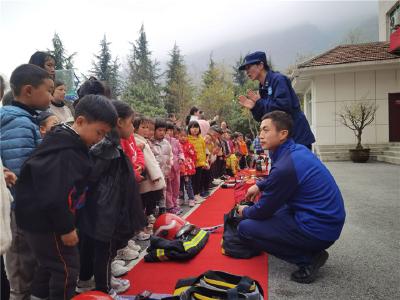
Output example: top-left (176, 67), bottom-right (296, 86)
top-left (170, 270), bottom-right (264, 299)
top-left (221, 201), bottom-right (261, 259)
top-left (144, 225), bottom-right (209, 262)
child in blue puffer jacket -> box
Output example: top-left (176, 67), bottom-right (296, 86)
top-left (0, 64), bottom-right (53, 300)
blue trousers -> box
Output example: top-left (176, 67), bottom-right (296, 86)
top-left (238, 208), bottom-right (334, 266)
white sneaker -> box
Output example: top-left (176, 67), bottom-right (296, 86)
top-left (195, 195), bottom-right (205, 204)
top-left (115, 246), bottom-right (139, 261)
top-left (111, 259), bottom-right (137, 278)
top-left (75, 277), bottom-right (95, 293)
top-left (147, 214), bottom-right (156, 224)
top-left (111, 276), bottom-right (130, 294)
top-left (127, 240), bottom-right (142, 252)
top-left (111, 260), bottom-right (130, 277)
top-left (135, 231), bottom-right (150, 241)
top-left (212, 179), bottom-right (222, 184)
top-left (108, 288), bottom-right (121, 299)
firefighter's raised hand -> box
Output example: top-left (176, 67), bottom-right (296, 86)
top-left (238, 95), bottom-right (255, 110)
top-left (247, 90), bottom-right (260, 103)
top-left (246, 184), bottom-right (260, 202)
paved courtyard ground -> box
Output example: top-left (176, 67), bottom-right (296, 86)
top-left (268, 161), bottom-right (400, 300)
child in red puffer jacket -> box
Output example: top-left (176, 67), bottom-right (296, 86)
top-left (178, 128), bottom-right (197, 207)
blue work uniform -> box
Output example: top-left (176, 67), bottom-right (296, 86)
top-left (238, 139), bottom-right (345, 266)
top-left (250, 71), bottom-right (315, 146)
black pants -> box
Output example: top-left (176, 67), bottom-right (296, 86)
top-left (239, 156), bottom-right (247, 169)
top-left (24, 231), bottom-right (79, 300)
top-left (202, 168), bottom-right (212, 192)
top-left (216, 156), bottom-right (226, 178)
top-left (141, 189), bottom-right (163, 216)
top-left (192, 167), bottom-right (203, 195)
top-left (1, 256), bottom-right (10, 300)
top-left (79, 233), bottom-right (115, 293)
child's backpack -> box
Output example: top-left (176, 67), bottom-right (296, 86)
top-left (169, 270), bottom-right (264, 299)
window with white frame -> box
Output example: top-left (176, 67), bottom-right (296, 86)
top-left (389, 2), bottom-right (400, 34)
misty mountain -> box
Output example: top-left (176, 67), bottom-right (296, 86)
top-left (178, 15), bottom-right (378, 83)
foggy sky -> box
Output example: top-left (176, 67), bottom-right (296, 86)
top-left (0, 0), bottom-right (378, 80)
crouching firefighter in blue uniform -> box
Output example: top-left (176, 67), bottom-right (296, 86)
top-left (236, 111), bottom-right (345, 284)
top-left (238, 51), bottom-right (315, 149)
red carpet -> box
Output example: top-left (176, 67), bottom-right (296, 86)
top-left (123, 188), bottom-right (268, 297)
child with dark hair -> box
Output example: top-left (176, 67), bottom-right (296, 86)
top-left (29, 51), bottom-right (56, 79)
top-left (236, 133), bottom-right (249, 169)
top-left (1, 91), bottom-right (14, 106)
top-left (37, 111), bottom-right (59, 137)
top-left (49, 80), bottom-right (74, 123)
top-left (165, 122), bottom-right (184, 214)
top-left (187, 121), bottom-right (208, 204)
top-left (77, 100), bottom-right (146, 297)
top-left (149, 118), bottom-right (172, 215)
top-left (178, 129), bottom-right (196, 207)
top-left (74, 77), bottom-right (106, 108)
top-left (0, 64), bottom-right (53, 300)
top-left (15, 95), bottom-right (117, 300)
top-left (133, 116), bottom-right (166, 232)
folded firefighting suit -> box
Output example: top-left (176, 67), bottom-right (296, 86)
top-left (144, 225), bottom-right (209, 262)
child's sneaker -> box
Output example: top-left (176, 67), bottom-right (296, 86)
top-left (200, 191), bottom-right (210, 198)
top-left (75, 277), bottom-right (95, 293)
top-left (127, 240), bottom-right (142, 252)
top-left (188, 199), bottom-right (195, 207)
top-left (115, 246), bottom-right (139, 261)
top-left (108, 288), bottom-right (121, 299)
top-left (147, 214), bottom-right (156, 224)
top-left (175, 207), bottom-right (184, 215)
top-left (135, 231), bottom-right (151, 241)
top-left (212, 178), bottom-right (222, 185)
top-left (111, 260), bottom-right (130, 277)
top-left (111, 276), bottom-right (130, 294)
top-left (195, 195), bottom-right (205, 204)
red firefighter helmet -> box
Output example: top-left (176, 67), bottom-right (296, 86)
top-left (72, 291), bottom-right (113, 299)
top-left (153, 213), bottom-right (188, 240)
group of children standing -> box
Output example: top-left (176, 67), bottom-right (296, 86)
top-left (0, 51), bottom-right (255, 300)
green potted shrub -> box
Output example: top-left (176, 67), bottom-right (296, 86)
top-left (338, 101), bottom-right (378, 163)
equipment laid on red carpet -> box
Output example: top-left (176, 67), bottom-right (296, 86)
top-left (145, 213), bottom-right (209, 262)
top-left (222, 201), bottom-right (261, 259)
top-left (122, 188), bottom-right (268, 297)
top-left (170, 270), bottom-right (264, 299)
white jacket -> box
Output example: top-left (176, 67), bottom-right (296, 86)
top-left (0, 160), bottom-right (12, 254)
top-left (134, 134), bottom-right (166, 194)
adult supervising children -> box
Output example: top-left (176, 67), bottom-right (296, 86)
top-left (237, 111), bottom-right (345, 284)
top-left (238, 51), bottom-right (315, 149)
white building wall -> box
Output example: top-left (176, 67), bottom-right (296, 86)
top-left (312, 68), bottom-right (399, 146)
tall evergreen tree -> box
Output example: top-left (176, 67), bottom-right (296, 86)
top-left (49, 32), bottom-right (76, 70)
top-left (232, 54), bottom-right (248, 87)
top-left (122, 25), bottom-right (165, 117)
top-left (197, 59), bottom-right (234, 119)
top-left (164, 43), bottom-right (193, 116)
top-left (226, 55), bottom-right (260, 137)
top-left (202, 54), bottom-right (219, 88)
top-left (91, 35), bottom-right (121, 97)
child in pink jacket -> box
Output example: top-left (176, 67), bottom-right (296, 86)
top-left (165, 122), bottom-right (184, 214)
top-left (149, 118), bottom-right (172, 215)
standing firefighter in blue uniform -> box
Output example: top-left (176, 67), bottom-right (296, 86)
top-left (238, 51), bottom-right (315, 149)
top-left (237, 111), bottom-right (345, 284)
